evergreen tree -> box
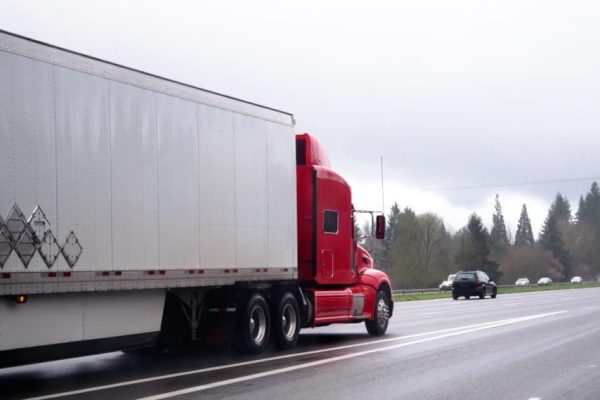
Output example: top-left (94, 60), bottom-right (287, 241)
top-left (384, 202), bottom-right (402, 252)
top-left (490, 194), bottom-right (509, 257)
top-left (456, 213), bottom-right (502, 281)
top-left (539, 193), bottom-right (572, 279)
top-left (551, 192), bottom-right (572, 223)
top-left (577, 182), bottom-right (600, 236)
top-left (515, 204), bottom-right (535, 247)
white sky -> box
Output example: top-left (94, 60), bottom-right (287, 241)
top-left (1, 0), bottom-right (598, 236)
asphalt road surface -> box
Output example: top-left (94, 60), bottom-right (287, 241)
top-left (2, 288), bottom-right (600, 400)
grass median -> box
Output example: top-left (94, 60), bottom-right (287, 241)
top-left (393, 282), bottom-right (600, 302)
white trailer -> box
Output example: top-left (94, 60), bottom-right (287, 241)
top-left (0, 30), bottom-right (298, 366)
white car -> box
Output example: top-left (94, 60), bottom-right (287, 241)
top-left (439, 274), bottom-right (456, 291)
top-left (515, 278), bottom-right (530, 287)
top-left (537, 277), bottom-right (553, 285)
top-left (570, 276), bottom-right (583, 284)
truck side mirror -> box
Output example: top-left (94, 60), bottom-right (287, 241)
top-left (375, 215), bottom-right (385, 239)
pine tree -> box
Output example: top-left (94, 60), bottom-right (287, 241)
top-left (577, 182), bottom-right (600, 236)
top-left (456, 213), bottom-right (502, 281)
top-left (490, 194), bottom-right (509, 257)
top-left (515, 204), bottom-right (535, 247)
top-left (385, 202), bottom-right (402, 245)
top-left (539, 193), bottom-right (572, 279)
top-left (551, 192), bottom-right (572, 223)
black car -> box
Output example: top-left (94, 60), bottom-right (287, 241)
top-left (452, 270), bottom-right (497, 300)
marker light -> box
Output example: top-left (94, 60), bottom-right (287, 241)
top-left (15, 294), bottom-right (27, 304)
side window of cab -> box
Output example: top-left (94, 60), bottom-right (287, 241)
top-left (324, 210), bottom-right (338, 234)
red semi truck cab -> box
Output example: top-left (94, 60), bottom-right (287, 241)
top-left (296, 133), bottom-right (393, 333)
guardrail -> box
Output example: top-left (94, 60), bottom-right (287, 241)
top-left (392, 281), bottom-right (579, 295)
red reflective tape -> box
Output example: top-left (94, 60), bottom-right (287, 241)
top-left (1, 273), bottom-right (10, 279)
top-left (263, 268), bottom-right (268, 272)
top-left (232, 268), bottom-right (238, 273)
top-left (282, 268), bottom-right (289, 272)
top-left (256, 268), bottom-right (261, 273)
top-left (224, 269), bottom-right (230, 273)
top-left (199, 269), bottom-right (204, 274)
top-left (102, 271), bottom-right (110, 276)
top-left (115, 271), bottom-right (122, 276)
top-left (63, 272), bottom-right (71, 277)
top-left (188, 269), bottom-right (195, 274)
top-left (159, 270), bottom-right (166, 275)
top-left (148, 270), bottom-right (155, 275)
top-left (48, 272), bottom-right (57, 277)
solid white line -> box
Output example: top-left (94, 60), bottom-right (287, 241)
top-left (136, 311), bottom-right (566, 400)
top-left (414, 311), bottom-right (445, 316)
top-left (25, 313), bottom-right (565, 400)
top-left (26, 317), bottom-right (525, 400)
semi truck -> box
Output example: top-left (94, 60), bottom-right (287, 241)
top-left (0, 30), bottom-right (393, 368)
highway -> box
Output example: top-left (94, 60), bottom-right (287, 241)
top-left (2, 287), bottom-right (599, 400)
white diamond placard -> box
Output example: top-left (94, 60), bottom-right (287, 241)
top-left (0, 215), bottom-right (12, 268)
top-left (61, 231), bottom-right (83, 268)
top-left (5, 204), bottom-right (27, 243)
top-left (28, 206), bottom-right (51, 243)
top-left (15, 225), bottom-right (37, 268)
top-left (39, 230), bottom-right (61, 268)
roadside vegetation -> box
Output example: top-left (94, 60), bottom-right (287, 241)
top-left (393, 282), bottom-right (600, 302)
top-left (361, 182), bottom-right (600, 290)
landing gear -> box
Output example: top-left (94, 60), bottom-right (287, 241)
top-left (366, 290), bottom-right (391, 336)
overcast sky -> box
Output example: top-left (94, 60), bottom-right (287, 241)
top-left (1, 0), bottom-right (599, 236)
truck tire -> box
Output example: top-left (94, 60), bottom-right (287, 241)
top-left (271, 292), bottom-right (301, 349)
top-left (365, 290), bottom-right (391, 336)
top-left (234, 293), bottom-right (271, 354)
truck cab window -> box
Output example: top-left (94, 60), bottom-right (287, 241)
top-left (324, 210), bottom-right (338, 234)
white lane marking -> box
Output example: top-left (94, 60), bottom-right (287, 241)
top-left (26, 317), bottom-right (529, 400)
top-left (528, 397), bottom-right (541, 400)
top-left (136, 312), bottom-right (566, 400)
top-left (414, 311), bottom-right (445, 316)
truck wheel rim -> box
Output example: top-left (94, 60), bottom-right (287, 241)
top-left (249, 305), bottom-right (267, 345)
top-left (376, 298), bottom-right (390, 327)
top-left (281, 303), bottom-right (297, 341)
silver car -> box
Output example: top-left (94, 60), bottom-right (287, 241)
top-left (537, 277), bottom-right (553, 285)
top-left (570, 276), bottom-right (583, 284)
top-left (515, 278), bottom-right (530, 287)
top-left (439, 274), bottom-right (457, 291)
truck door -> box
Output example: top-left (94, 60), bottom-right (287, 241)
top-left (315, 168), bottom-right (354, 286)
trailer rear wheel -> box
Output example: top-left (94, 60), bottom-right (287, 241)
top-left (234, 293), bottom-right (271, 354)
top-left (272, 292), bottom-right (301, 349)
top-left (365, 290), bottom-right (390, 336)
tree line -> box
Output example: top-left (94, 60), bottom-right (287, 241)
top-left (361, 182), bottom-right (600, 289)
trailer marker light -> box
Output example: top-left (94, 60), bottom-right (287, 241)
top-left (188, 269), bottom-right (195, 274)
top-left (224, 269), bottom-right (230, 273)
top-left (159, 270), bottom-right (166, 275)
top-left (148, 270), bottom-right (155, 275)
top-left (1, 272), bottom-right (10, 279)
top-left (48, 272), bottom-right (57, 277)
top-left (115, 271), bottom-right (122, 276)
top-left (102, 271), bottom-right (110, 276)
top-left (232, 269), bottom-right (238, 273)
top-left (16, 294), bottom-right (27, 304)
top-left (63, 272), bottom-right (71, 277)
